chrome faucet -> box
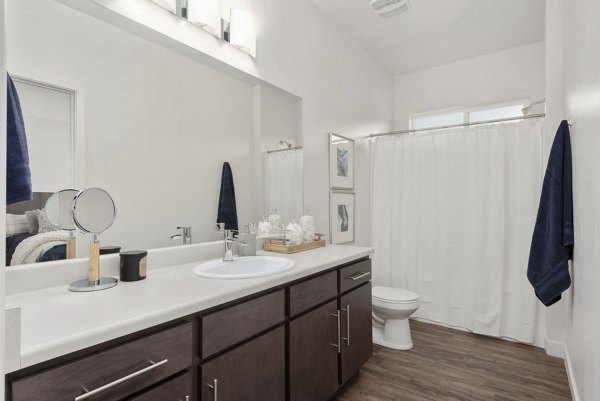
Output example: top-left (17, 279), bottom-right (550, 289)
top-left (223, 229), bottom-right (248, 262)
top-left (171, 226), bottom-right (192, 245)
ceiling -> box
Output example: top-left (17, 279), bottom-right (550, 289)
top-left (310, 0), bottom-right (545, 76)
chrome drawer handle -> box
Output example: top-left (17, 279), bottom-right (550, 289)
top-left (330, 312), bottom-right (341, 354)
top-left (342, 305), bottom-right (350, 347)
top-left (74, 359), bottom-right (168, 400)
top-left (207, 379), bottom-right (218, 401)
top-left (346, 271), bottom-right (370, 281)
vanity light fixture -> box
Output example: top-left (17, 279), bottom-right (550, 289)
top-left (186, 0), bottom-right (221, 37)
top-left (229, 8), bottom-right (257, 57)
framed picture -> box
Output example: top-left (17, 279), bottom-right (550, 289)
top-left (329, 133), bottom-right (354, 189)
top-left (330, 191), bottom-right (355, 244)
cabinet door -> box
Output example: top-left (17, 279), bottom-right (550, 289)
top-left (289, 300), bottom-right (340, 401)
top-left (200, 327), bottom-right (285, 401)
top-left (340, 283), bottom-right (373, 384)
top-left (129, 372), bottom-right (192, 401)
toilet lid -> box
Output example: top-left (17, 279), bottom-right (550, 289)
top-left (373, 286), bottom-right (419, 304)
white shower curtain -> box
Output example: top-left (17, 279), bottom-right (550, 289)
top-left (265, 148), bottom-right (303, 224)
top-left (371, 120), bottom-right (545, 344)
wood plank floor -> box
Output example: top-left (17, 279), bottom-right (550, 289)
top-left (334, 320), bottom-right (571, 401)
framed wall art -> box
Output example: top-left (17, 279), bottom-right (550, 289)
top-left (329, 133), bottom-right (355, 190)
top-left (330, 191), bottom-right (354, 244)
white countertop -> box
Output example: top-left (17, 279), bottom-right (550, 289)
top-left (6, 245), bottom-right (373, 372)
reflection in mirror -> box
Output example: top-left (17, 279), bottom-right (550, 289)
top-left (11, 77), bottom-right (75, 192)
top-left (44, 189), bottom-right (77, 231)
top-left (263, 147), bottom-right (303, 225)
top-left (43, 189), bottom-right (79, 259)
top-left (6, 0), bottom-right (303, 268)
top-left (5, 75), bottom-right (77, 266)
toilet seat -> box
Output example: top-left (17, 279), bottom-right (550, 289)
top-left (373, 286), bottom-right (419, 304)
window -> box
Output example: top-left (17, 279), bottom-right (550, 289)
top-left (469, 104), bottom-right (524, 123)
top-left (411, 111), bottom-right (464, 130)
top-left (410, 101), bottom-right (526, 131)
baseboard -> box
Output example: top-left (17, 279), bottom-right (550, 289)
top-left (545, 337), bottom-right (566, 358)
top-left (564, 345), bottom-right (581, 401)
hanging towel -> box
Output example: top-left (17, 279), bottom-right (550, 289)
top-left (527, 120), bottom-right (573, 307)
top-left (7, 74), bottom-right (32, 205)
top-left (217, 162), bottom-right (239, 231)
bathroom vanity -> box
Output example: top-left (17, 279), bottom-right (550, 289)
top-left (5, 245), bottom-right (373, 401)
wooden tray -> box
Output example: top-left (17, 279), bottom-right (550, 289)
top-left (264, 239), bottom-right (326, 254)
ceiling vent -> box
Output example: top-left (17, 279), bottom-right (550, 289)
top-left (369, 0), bottom-right (410, 17)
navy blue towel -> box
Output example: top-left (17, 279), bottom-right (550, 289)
top-left (7, 74), bottom-right (32, 205)
top-left (217, 162), bottom-right (239, 231)
top-left (527, 120), bottom-right (573, 307)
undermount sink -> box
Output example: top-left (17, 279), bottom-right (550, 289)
top-left (192, 256), bottom-right (296, 279)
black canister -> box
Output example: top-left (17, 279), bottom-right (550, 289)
top-left (119, 250), bottom-right (148, 282)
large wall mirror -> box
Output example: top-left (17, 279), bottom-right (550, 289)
top-left (5, 0), bottom-right (303, 266)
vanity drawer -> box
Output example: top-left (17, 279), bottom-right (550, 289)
top-left (201, 290), bottom-right (284, 359)
top-left (11, 322), bottom-right (193, 401)
top-left (130, 372), bottom-right (192, 401)
top-left (289, 271), bottom-right (337, 317)
top-left (339, 259), bottom-right (372, 293)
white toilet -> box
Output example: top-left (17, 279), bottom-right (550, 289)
top-left (372, 286), bottom-right (420, 350)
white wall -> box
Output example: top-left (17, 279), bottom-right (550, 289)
top-left (542, 0), bottom-right (570, 360)
top-left (393, 42), bottom-right (546, 130)
top-left (550, 0), bottom-right (600, 399)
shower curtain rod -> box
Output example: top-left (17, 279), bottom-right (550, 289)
top-left (266, 146), bottom-right (303, 154)
top-left (366, 113), bottom-right (547, 139)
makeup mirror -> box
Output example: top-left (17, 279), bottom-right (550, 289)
top-left (43, 189), bottom-right (79, 259)
top-left (69, 188), bottom-right (118, 292)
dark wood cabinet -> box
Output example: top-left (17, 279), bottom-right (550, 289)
top-left (340, 283), bottom-right (373, 384)
top-left (200, 327), bottom-right (285, 401)
top-left (289, 300), bottom-right (340, 401)
top-left (7, 257), bottom-right (373, 401)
